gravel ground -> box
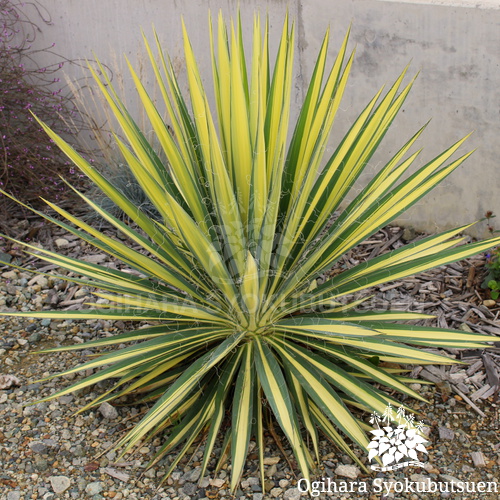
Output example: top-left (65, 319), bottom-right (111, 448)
top-left (0, 222), bottom-right (499, 500)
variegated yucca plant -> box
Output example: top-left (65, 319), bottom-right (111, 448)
top-left (1, 12), bottom-right (499, 490)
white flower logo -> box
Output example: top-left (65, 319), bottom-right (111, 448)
top-left (368, 405), bottom-right (428, 470)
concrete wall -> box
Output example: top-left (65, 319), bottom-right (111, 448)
top-left (26, 0), bottom-right (500, 237)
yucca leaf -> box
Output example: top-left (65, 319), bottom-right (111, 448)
top-left (309, 401), bottom-right (367, 470)
top-left (286, 372), bottom-right (320, 463)
top-left (116, 330), bottom-right (245, 454)
top-left (199, 350), bottom-right (243, 481)
top-left (254, 385), bottom-right (266, 492)
top-left (270, 336), bottom-right (370, 450)
top-left (253, 337), bottom-right (312, 480)
top-left (298, 339), bottom-right (428, 401)
top-left (231, 343), bottom-right (255, 490)
top-left (36, 324), bottom-right (192, 353)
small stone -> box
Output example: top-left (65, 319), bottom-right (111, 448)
top-left (265, 464), bottom-right (277, 477)
top-left (421, 426), bottom-right (432, 437)
top-left (41, 319), bottom-right (51, 327)
top-left (283, 488), bottom-right (302, 500)
top-left (2, 270), bottom-right (17, 280)
top-left (0, 374), bottom-right (20, 388)
top-left (138, 446), bottom-right (150, 454)
top-left (0, 251), bottom-right (12, 264)
top-left (263, 456), bottom-right (280, 465)
top-left (418, 470), bottom-right (433, 479)
top-left (334, 464), bottom-right (360, 479)
top-left (85, 482), bottom-right (104, 496)
top-left (181, 483), bottom-right (197, 496)
top-left (439, 474), bottom-right (464, 485)
top-left (252, 494), bottom-right (263, 500)
top-left (76, 479), bottom-right (87, 492)
top-left (73, 444), bottom-right (86, 457)
top-left (74, 288), bottom-right (89, 299)
top-left (279, 479), bottom-right (289, 488)
top-left (49, 476), bottom-right (71, 494)
top-left (438, 427), bottom-right (455, 440)
top-left (99, 402), bottom-right (118, 420)
top-left (34, 457), bottom-right (49, 471)
top-left (199, 477), bottom-right (210, 488)
top-left (83, 254), bottom-right (107, 263)
top-left (7, 492), bottom-right (21, 500)
top-left (61, 429), bottom-right (72, 440)
top-left (483, 299), bottom-right (496, 308)
top-left (55, 238), bottom-right (70, 248)
top-left (270, 488), bottom-right (283, 497)
top-left (210, 478), bottom-right (225, 488)
top-left (29, 441), bottom-right (48, 454)
top-left (143, 469), bottom-right (156, 479)
top-left (183, 467), bottom-right (201, 482)
top-left (29, 332), bottom-right (42, 343)
top-left (30, 275), bottom-right (49, 288)
top-left (470, 451), bottom-right (487, 466)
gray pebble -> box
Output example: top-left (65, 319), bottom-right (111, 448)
top-left (28, 332), bottom-right (42, 343)
top-left (284, 488), bottom-right (302, 500)
top-left (438, 427), bottom-right (455, 441)
top-left (181, 483), bottom-right (197, 496)
top-left (34, 457), bottom-right (49, 471)
top-left (29, 441), bottom-right (48, 454)
top-left (335, 464), bottom-right (361, 479)
top-left (85, 482), bottom-right (104, 496)
top-left (76, 478), bottom-right (87, 492)
top-left (143, 469), bottom-right (156, 479)
top-left (7, 492), bottom-right (21, 500)
top-left (0, 252), bottom-right (12, 264)
top-left (49, 476), bottom-right (71, 494)
top-left (40, 319), bottom-right (51, 327)
top-left (25, 385), bottom-right (42, 395)
top-left (73, 444), bottom-right (86, 457)
top-left (98, 401), bottom-right (118, 419)
top-left (183, 467), bottom-right (202, 482)
top-left (2, 270), bottom-right (17, 280)
top-left (266, 464), bottom-right (277, 477)
top-left (439, 474), bottom-right (464, 484)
